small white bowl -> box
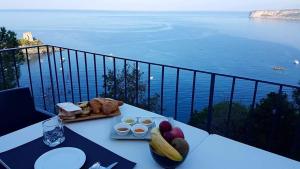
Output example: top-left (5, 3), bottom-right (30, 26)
top-left (139, 117), bottom-right (154, 127)
top-left (121, 117), bottom-right (137, 125)
top-left (114, 123), bottom-right (131, 136)
top-left (131, 124), bottom-right (148, 137)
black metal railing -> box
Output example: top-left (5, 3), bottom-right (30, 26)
top-left (1, 45), bottom-right (300, 161)
top-left (1, 45), bottom-right (300, 119)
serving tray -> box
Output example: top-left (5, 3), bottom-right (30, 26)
top-left (110, 125), bottom-right (154, 140)
top-left (62, 110), bottom-right (121, 123)
top-left (61, 101), bottom-right (121, 123)
top-left (110, 117), bottom-right (173, 140)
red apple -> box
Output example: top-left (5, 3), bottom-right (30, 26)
top-left (159, 121), bottom-right (172, 134)
top-left (170, 127), bottom-right (184, 139)
top-left (163, 131), bottom-right (174, 143)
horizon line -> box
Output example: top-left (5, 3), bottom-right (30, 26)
top-left (0, 8), bottom-right (254, 12)
top-left (0, 8), bottom-right (298, 12)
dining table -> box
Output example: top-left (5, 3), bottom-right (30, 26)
top-left (0, 104), bottom-right (209, 169)
top-left (1, 103), bottom-right (300, 169)
top-left (180, 134), bottom-right (300, 169)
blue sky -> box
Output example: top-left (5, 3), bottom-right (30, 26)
top-left (1, 0), bottom-right (300, 11)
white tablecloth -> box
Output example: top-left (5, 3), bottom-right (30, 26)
top-left (180, 134), bottom-right (300, 169)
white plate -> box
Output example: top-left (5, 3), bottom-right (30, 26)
top-left (34, 147), bottom-right (86, 169)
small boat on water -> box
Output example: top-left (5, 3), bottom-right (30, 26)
top-left (294, 59), bottom-right (300, 65)
top-left (272, 66), bottom-right (286, 71)
top-left (60, 57), bottom-right (66, 63)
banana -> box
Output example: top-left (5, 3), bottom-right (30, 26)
top-left (150, 141), bottom-right (165, 157)
top-left (150, 128), bottom-right (183, 161)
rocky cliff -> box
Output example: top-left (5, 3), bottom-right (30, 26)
top-left (249, 9), bottom-right (300, 20)
top-left (18, 34), bottom-right (60, 55)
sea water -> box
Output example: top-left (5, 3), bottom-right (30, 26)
top-left (1, 10), bottom-right (300, 122)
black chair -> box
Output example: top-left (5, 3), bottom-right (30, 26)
top-left (0, 87), bottom-right (54, 136)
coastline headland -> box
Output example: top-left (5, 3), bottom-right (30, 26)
top-left (249, 9), bottom-right (300, 20)
top-left (18, 32), bottom-right (60, 55)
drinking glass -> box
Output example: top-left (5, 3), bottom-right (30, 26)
top-left (42, 116), bottom-right (65, 147)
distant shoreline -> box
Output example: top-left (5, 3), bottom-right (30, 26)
top-left (249, 9), bottom-right (300, 20)
top-left (19, 46), bottom-right (60, 56)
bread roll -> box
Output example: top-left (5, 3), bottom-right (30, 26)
top-left (89, 98), bottom-right (120, 115)
top-left (89, 98), bottom-right (103, 114)
top-left (102, 100), bottom-right (118, 115)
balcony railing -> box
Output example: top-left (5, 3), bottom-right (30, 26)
top-left (1, 45), bottom-right (300, 161)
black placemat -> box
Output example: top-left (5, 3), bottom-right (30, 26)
top-left (0, 127), bottom-right (136, 169)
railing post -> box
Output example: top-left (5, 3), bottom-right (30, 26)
top-left (67, 49), bottom-right (74, 102)
top-left (103, 56), bottom-right (107, 97)
top-left (174, 68), bottom-right (180, 120)
top-left (93, 54), bottom-right (99, 97)
top-left (135, 61), bottom-right (139, 105)
top-left (124, 59), bottom-right (127, 102)
top-left (37, 46), bottom-right (46, 109)
top-left (207, 73), bottom-right (216, 133)
top-left (113, 58), bottom-right (117, 99)
top-left (190, 71), bottom-right (196, 115)
top-left (160, 65), bottom-right (165, 115)
top-left (75, 50), bottom-right (82, 101)
top-left (52, 46), bottom-right (60, 103)
top-left (0, 52), bottom-right (7, 89)
top-left (25, 48), bottom-right (33, 95)
top-left (46, 46), bottom-right (56, 110)
top-left (84, 52), bottom-right (89, 100)
top-left (59, 47), bottom-right (67, 101)
top-left (251, 81), bottom-right (259, 112)
top-left (226, 77), bottom-right (236, 136)
top-left (12, 50), bottom-right (19, 87)
top-left (148, 64), bottom-right (151, 110)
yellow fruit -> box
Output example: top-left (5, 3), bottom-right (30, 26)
top-left (150, 128), bottom-right (183, 161)
top-left (150, 141), bottom-right (165, 157)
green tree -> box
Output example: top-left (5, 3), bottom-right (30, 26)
top-left (293, 82), bottom-right (300, 111)
top-left (102, 64), bottom-right (160, 112)
top-left (248, 92), bottom-right (298, 157)
top-left (0, 27), bottom-right (24, 89)
top-left (189, 93), bottom-right (300, 160)
top-left (290, 84), bottom-right (300, 159)
top-left (189, 101), bottom-right (249, 140)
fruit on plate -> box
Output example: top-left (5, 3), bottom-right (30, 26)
top-left (150, 128), bottom-right (183, 161)
top-left (159, 121), bottom-right (172, 134)
top-left (171, 138), bottom-right (189, 157)
top-left (170, 127), bottom-right (184, 139)
top-left (163, 131), bottom-right (174, 143)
